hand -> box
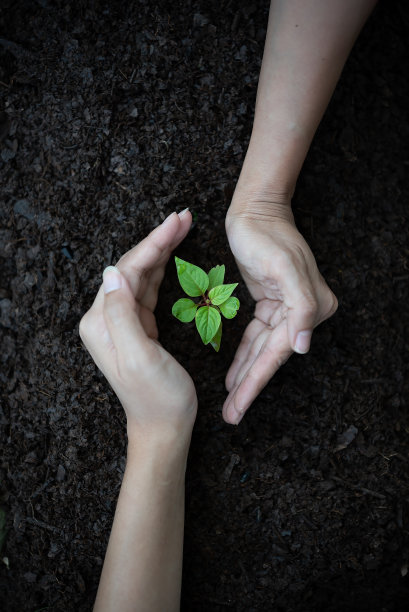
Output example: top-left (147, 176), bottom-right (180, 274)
top-left (224, 195), bottom-right (338, 425)
top-left (79, 211), bottom-right (197, 445)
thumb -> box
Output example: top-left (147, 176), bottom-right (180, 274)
top-left (286, 279), bottom-right (338, 354)
top-left (286, 290), bottom-right (318, 354)
top-left (102, 266), bottom-right (148, 355)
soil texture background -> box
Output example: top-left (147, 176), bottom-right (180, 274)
top-left (1, 1), bottom-right (409, 610)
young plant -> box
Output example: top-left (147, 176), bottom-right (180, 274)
top-left (172, 257), bottom-right (240, 352)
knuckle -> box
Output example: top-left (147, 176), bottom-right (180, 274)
top-left (105, 296), bottom-right (126, 325)
top-left (301, 292), bottom-right (318, 318)
top-left (326, 292), bottom-right (338, 318)
top-left (329, 293), bottom-right (338, 316)
top-left (79, 311), bottom-right (92, 341)
top-left (79, 308), bottom-right (104, 345)
top-left (276, 351), bottom-right (291, 369)
top-left (322, 290), bottom-right (338, 320)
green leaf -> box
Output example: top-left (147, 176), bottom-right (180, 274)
top-left (219, 296), bottom-right (240, 319)
top-left (175, 257), bottom-right (209, 297)
top-left (208, 265), bottom-right (225, 290)
top-left (210, 321), bottom-right (222, 352)
top-left (208, 283), bottom-right (238, 306)
top-left (195, 306), bottom-right (221, 345)
top-left (172, 298), bottom-right (198, 323)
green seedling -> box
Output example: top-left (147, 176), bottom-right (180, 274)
top-left (172, 257), bottom-right (240, 351)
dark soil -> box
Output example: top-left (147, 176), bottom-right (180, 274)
top-left (1, 1), bottom-right (409, 610)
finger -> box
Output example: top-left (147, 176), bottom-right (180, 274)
top-left (278, 263), bottom-right (318, 354)
top-left (226, 297), bottom-right (285, 392)
top-left (223, 320), bottom-right (292, 425)
top-left (102, 266), bottom-right (149, 362)
top-left (138, 209), bottom-right (193, 310)
top-left (316, 278), bottom-right (339, 324)
top-left (116, 210), bottom-right (192, 300)
top-left (285, 273), bottom-right (338, 354)
top-left (231, 325), bottom-right (272, 390)
top-left (230, 298), bottom-right (287, 388)
top-left (137, 261), bottom-right (167, 312)
top-left (139, 304), bottom-right (159, 339)
top-left (225, 319), bottom-right (265, 391)
top-left (79, 308), bottom-right (113, 376)
top-left (90, 210), bottom-right (192, 314)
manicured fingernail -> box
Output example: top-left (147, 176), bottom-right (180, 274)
top-left (103, 266), bottom-right (121, 294)
top-left (162, 211), bottom-right (177, 226)
top-left (178, 207), bottom-right (189, 218)
top-left (295, 330), bottom-right (312, 354)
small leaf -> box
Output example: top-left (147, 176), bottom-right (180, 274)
top-left (195, 306), bottom-right (221, 345)
top-left (210, 321), bottom-right (222, 352)
top-left (175, 257), bottom-right (209, 297)
top-left (172, 298), bottom-right (198, 323)
top-left (208, 283), bottom-right (238, 306)
top-left (208, 265), bottom-right (225, 290)
top-left (219, 296), bottom-right (240, 319)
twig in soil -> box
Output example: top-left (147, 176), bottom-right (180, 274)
top-left (59, 142), bottom-right (81, 150)
top-left (271, 523), bottom-right (291, 552)
top-left (332, 476), bottom-right (386, 500)
top-left (223, 454), bottom-right (240, 483)
top-left (29, 479), bottom-right (53, 500)
top-left (0, 37), bottom-right (35, 61)
top-left (393, 274), bottom-right (409, 282)
top-left (25, 516), bottom-right (64, 535)
top-left (206, 597), bottom-right (235, 607)
top-left (114, 180), bottom-right (131, 192)
top-left (38, 388), bottom-right (52, 397)
top-left (377, 450), bottom-right (409, 464)
top-left (298, 513), bottom-right (318, 531)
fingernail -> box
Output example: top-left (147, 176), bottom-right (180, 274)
top-left (162, 211), bottom-right (177, 226)
top-left (231, 406), bottom-right (244, 425)
top-left (103, 266), bottom-right (121, 294)
top-left (233, 411), bottom-right (244, 426)
top-left (295, 330), bottom-right (312, 354)
top-left (178, 207), bottom-right (189, 218)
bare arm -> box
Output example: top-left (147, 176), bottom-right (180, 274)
top-left (224, 0), bottom-right (377, 424)
top-left (80, 212), bottom-right (197, 610)
top-left (94, 437), bottom-right (190, 612)
top-left (236, 0), bottom-right (377, 199)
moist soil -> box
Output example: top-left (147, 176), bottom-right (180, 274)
top-left (1, 1), bottom-right (409, 611)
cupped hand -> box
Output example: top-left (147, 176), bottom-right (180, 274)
top-left (79, 211), bottom-right (197, 442)
top-left (224, 201), bottom-right (337, 425)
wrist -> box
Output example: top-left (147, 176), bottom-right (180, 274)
top-left (227, 140), bottom-right (298, 224)
top-left (236, 119), bottom-right (307, 198)
top-left (226, 170), bottom-right (295, 232)
top-left (125, 434), bottom-right (190, 493)
top-left (126, 418), bottom-right (194, 463)
top-left (121, 441), bottom-right (188, 509)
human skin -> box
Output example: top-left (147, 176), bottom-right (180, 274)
top-left (224, 0), bottom-right (377, 425)
top-left (79, 211), bottom-right (197, 612)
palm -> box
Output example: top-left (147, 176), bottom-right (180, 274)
top-left (224, 214), bottom-right (336, 424)
top-left (112, 260), bottom-right (197, 420)
top-left (82, 211), bottom-right (198, 425)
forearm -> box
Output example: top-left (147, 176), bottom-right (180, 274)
top-left (94, 436), bottom-right (190, 612)
top-left (236, 0), bottom-right (377, 202)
